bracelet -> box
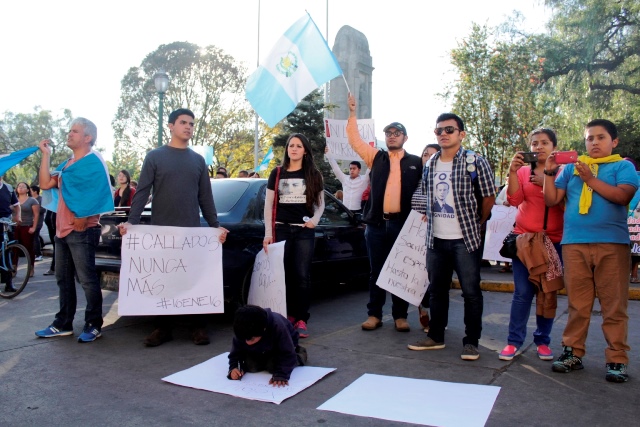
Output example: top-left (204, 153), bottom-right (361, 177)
top-left (543, 169), bottom-right (558, 176)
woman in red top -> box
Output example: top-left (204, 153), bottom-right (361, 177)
top-left (498, 128), bottom-right (564, 362)
top-left (114, 170), bottom-right (136, 209)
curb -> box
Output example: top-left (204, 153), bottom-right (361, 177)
top-left (451, 279), bottom-right (640, 301)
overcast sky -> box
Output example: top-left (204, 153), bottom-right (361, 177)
top-left (0, 0), bottom-right (551, 160)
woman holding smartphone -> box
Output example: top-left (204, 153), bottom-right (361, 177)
top-left (498, 128), bottom-right (565, 361)
top-left (263, 134), bottom-right (325, 339)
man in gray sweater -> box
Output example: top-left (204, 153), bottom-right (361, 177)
top-left (119, 108), bottom-right (228, 347)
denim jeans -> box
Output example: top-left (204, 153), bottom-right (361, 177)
top-left (365, 219), bottom-right (409, 320)
top-left (507, 242), bottom-right (562, 348)
top-left (427, 238), bottom-right (483, 346)
top-left (52, 227), bottom-right (102, 330)
top-left (276, 224), bottom-right (315, 322)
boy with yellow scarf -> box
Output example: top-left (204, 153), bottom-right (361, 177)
top-left (543, 119), bottom-right (638, 383)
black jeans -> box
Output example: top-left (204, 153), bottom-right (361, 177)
top-left (44, 211), bottom-right (56, 271)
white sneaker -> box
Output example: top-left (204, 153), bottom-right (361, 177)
top-left (35, 256), bottom-right (43, 261)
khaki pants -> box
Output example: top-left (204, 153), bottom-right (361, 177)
top-left (561, 244), bottom-right (630, 364)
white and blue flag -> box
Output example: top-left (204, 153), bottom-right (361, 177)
top-left (0, 146), bottom-right (39, 176)
top-left (246, 13), bottom-right (343, 128)
top-left (257, 146), bottom-right (274, 171)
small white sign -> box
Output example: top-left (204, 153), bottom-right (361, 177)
top-left (376, 210), bottom-right (429, 306)
top-left (482, 205), bottom-right (517, 262)
top-left (325, 118), bottom-right (375, 161)
top-left (118, 225), bottom-right (224, 315)
top-left (248, 242), bottom-right (287, 317)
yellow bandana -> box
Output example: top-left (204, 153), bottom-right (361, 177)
top-left (573, 154), bottom-right (623, 214)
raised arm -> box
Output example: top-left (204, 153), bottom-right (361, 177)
top-left (38, 139), bottom-right (58, 190)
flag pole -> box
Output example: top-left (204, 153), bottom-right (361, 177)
top-left (342, 74), bottom-right (351, 95)
top-left (253, 0), bottom-right (261, 171)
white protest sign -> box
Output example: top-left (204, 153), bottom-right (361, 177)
top-left (376, 210), bottom-right (429, 306)
top-left (118, 224), bottom-right (224, 315)
top-left (482, 205), bottom-right (517, 262)
top-left (324, 118), bottom-right (375, 161)
top-left (247, 242), bottom-right (287, 317)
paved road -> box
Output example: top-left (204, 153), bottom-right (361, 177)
top-left (2, 257), bottom-right (638, 426)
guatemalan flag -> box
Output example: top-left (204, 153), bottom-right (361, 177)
top-left (257, 146), bottom-right (274, 171)
top-left (246, 13), bottom-right (343, 128)
top-left (0, 146), bottom-right (39, 176)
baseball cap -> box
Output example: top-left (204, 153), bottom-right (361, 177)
top-left (383, 122), bottom-right (407, 136)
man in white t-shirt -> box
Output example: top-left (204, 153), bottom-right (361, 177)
top-left (325, 146), bottom-right (369, 213)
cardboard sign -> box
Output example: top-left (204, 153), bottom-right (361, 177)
top-left (118, 225), bottom-right (224, 315)
top-left (247, 242), bottom-right (287, 317)
top-left (324, 118), bottom-right (375, 161)
top-left (482, 205), bottom-right (517, 262)
top-left (629, 216), bottom-right (640, 254)
top-left (376, 210), bottom-right (429, 306)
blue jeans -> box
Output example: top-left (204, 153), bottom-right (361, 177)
top-left (428, 238), bottom-right (483, 346)
top-left (52, 227), bottom-right (102, 330)
top-left (507, 242), bottom-right (562, 348)
top-left (276, 224), bottom-right (315, 322)
top-left (365, 219), bottom-right (409, 320)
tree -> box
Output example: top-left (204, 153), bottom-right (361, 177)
top-left (0, 107), bottom-right (73, 184)
top-left (272, 90), bottom-right (340, 193)
top-left (112, 42), bottom-right (254, 177)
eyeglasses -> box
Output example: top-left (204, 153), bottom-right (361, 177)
top-left (385, 130), bottom-right (404, 137)
top-left (434, 126), bottom-right (461, 135)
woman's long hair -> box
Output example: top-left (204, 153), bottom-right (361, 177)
top-left (281, 133), bottom-right (324, 212)
top-left (118, 170), bottom-right (132, 207)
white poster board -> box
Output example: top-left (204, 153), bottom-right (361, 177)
top-left (162, 353), bottom-right (336, 405)
top-left (318, 373), bottom-right (500, 427)
top-left (376, 210), bottom-right (429, 306)
top-left (324, 118), bottom-right (375, 161)
top-left (247, 242), bottom-right (287, 317)
top-left (482, 205), bottom-right (517, 262)
top-left (118, 225), bottom-right (224, 315)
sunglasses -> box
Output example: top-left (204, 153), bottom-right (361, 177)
top-left (434, 126), bottom-right (461, 135)
top-left (385, 130), bottom-right (404, 137)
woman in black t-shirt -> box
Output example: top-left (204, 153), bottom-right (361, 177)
top-left (263, 133), bottom-right (325, 339)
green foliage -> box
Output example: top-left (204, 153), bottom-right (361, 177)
top-left (272, 90), bottom-right (340, 193)
top-left (112, 42), bottom-right (254, 178)
top-left (0, 107), bottom-right (72, 185)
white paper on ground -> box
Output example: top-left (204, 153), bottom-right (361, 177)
top-left (248, 241), bottom-right (287, 317)
top-left (317, 373), bottom-right (500, 427)
top-left (162, 352), bottom-right (335, 405)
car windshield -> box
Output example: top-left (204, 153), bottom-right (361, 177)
top-left (210, 180), bottom-right (250, 213)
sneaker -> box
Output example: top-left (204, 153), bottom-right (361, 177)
top-left (605, 363), bottom-right (629, 383)
top-left (35, 256), bottom-right (43, 261)
top-left (143, 328), bottom-right (173, 347)
top-left (552, 346), bottom-right (584, 373)
top-left (35, 325), bottom-right (74, 338)
top-left (407, 337), bottom-right (445, 351)
top-left (43, 269), bottom-right (55, 276)
top-left (418, 305), bottom-right (430, 332)
top-left (78, 324), bottom-right (102, 343)
top-left (4, 284), bottom-right (16, 293)
top-left (499, 344), bottom-right (519, 361)
top-left (537, 344), bottom-right (554, 361)
top-left (191, 328), bottom-right (210, 345)
top-left (461, 344), bottom-right (480, 361)
top-left (294, 320), bottom-right (309, 338)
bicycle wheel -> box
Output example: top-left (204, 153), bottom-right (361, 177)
top-left (0, 243), bottom-right (32, 299)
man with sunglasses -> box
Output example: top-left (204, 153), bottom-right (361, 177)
top-left (346, 94), bottom-right (422, 333)
top-left (407, 113), bottom-right (495, 361)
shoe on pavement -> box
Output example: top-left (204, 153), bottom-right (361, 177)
top-left (605, 363), bottom-right (629, 383)
top-left (143, 328), bottom-right (173, 347)
top-left (461, 344), bottom-right (480, 361)
top-left (294, 320), bottom-right (309, 338)
top-left (78, 324), bottom-right (102, 343)
top-left (35, 256), bottom-right (43, 261)
top-left (35, 325), bottom-right (73, 338)
top-left (499, 344), bottom-right (519, 361)
top-left (4, 284), bottom-right (16, 293)
top-left (552, 346), bottom-right (584, 373)
top-left (361, 316), bottom-right (383, 331)
top-left (394, 318), bottom-right (410, 332)
top-left (418, 305), bottom-right (429, 332)
top-left (43, 269), bottom-right (55, 276)
top-left (537, 344), bottom-right (554, 361)
top-left (408, 337), bottom-right (445, 351)
top-left (191, 328), bottom-right (210, 345)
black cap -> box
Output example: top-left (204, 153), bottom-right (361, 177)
top-left (383, 122), bottom-right (407, 136)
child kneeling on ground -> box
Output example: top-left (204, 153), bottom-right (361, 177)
top-left (227, 305), bottom-right (308, 387)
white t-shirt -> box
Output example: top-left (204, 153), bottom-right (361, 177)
top-left (432, 160), bottom-right (463, 240)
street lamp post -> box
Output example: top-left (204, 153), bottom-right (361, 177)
top-left (153, 69), bottom-right (170, 147)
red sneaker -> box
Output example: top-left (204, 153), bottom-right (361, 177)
top-left (294, 320), bottom-right (309, 338)
top-left (537, 344), bottom-right (554, 361)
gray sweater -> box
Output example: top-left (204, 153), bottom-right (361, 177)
top-left (128, 145), bottom-right (219, 228)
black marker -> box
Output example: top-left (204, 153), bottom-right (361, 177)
top-left (237, 361), bottom-right (242, 381)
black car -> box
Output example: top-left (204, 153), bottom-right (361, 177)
top-left (96, 178), bottom-right (369, 305)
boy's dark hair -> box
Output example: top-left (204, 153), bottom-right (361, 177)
top-left (349, 161), bottom-right (361, 169)
top-left (233, 305), bottom-right (268, 341)
top-left (30, 185), bottom-right (40, 194)
top-left (586, 119), bottom-right (618, 140)
top-left (168, 108), bottom-right (195, 124)
top-left (436, 113), bottom-right (465, 131)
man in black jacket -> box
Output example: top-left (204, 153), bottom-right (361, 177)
top-left (346, 94), bottom-right (422, 332)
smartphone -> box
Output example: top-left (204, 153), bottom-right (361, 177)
top-left (555, 150), bottom-right (578, 164)
top-left (520, 152), bottom-right (539, 163)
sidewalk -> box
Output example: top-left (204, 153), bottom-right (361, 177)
top-left (453, 263), bottom-right (640, 300)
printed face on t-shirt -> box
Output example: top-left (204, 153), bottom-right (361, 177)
top-left (279, 178), bottom-right (306, 204)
